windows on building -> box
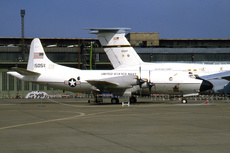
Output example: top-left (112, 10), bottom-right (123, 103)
top-left (17, 79), bottom-right (22, 91)
top-left (2, 72), bottom-right (7, 91)
top-left (9, 75), bottom-right (14, 91)
top-left (24, 81), bottom-right (29, 91)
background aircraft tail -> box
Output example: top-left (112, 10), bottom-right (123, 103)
top-left (27, 38), bottom-right (56, 73)
top-left (88, 28), bottom-right (143, 69)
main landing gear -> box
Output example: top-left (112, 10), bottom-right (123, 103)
top-left (111, 97), bottom-right (119, 104)
top-left (89, 93), bottom-right (137, 104)
top-left (88, 94), bottom-right (103, 103)
top-left (129, 96), bottom-right (137, 103)
top-left (111, 96), bottom-right (137, 104)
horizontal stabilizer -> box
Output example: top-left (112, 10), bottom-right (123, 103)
top-left (85, 28), bottom-right (131, 34)
top-left (11, 67), bottom-right (40, 76)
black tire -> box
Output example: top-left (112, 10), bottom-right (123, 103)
top-left (130, 97), bottom-right (137, 103)
top-left (111, 98), bottom-right (119, 104)
top-left (182, 99), bottom-right (187, 104)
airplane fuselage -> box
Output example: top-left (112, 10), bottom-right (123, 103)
top-left (9, 69), bottom-right (203, 96)
top-left (117, 62), bottom-right (230, 75)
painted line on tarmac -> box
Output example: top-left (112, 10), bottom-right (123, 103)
top-left (0, 107), bottom-right (129, 130)
top-left (175, 103), bottom-right (217, 106)
top-left (47, 98), bottom-right (125, 108)
top-left (47, 98), bottom-right (84, 107)
top-left (0, 104), bottom-right (16, 106)
top-left (0, 112), bottom-right (85, 130)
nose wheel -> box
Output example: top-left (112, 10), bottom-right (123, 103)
top-left (182, 99), bottom-right (187, 104)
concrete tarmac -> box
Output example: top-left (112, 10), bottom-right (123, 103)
top-left (0, 98), bottom-right (230, 153)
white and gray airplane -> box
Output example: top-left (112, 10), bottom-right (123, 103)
top-left (7, 38), bottom-right (212, 103)
top-left (87, 28), bottom-right (230, 96)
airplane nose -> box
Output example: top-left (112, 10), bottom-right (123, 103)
top-left (200, 80), bottom-right (213, 92)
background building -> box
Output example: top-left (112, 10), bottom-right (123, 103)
top-left (1, 33), bottom-right (230, 98)
top-left (126, 33), bottom-right (159, 47)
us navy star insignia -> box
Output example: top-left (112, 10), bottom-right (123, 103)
top-left (68, 78), bottom-right (76, 87)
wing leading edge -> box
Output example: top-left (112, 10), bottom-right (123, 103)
top-left (86, 75), bottom-right (137, 94)
top-left (199, 71), bottom-right (230, 81)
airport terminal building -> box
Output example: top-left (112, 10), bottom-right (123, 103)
top-left (1, 33), bottom-right (230, 98)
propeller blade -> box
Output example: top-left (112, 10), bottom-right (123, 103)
top-left (138, 66), bottom-right (144, 97)
top-left (147, 71), bottom-right (154, 96)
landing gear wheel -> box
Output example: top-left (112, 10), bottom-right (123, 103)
top-left (111, 97), bottom-right (119, 104)
top-left (129, 97), bottom-right (137, 103)
top-left (182, 99), bottom-right (187, 104)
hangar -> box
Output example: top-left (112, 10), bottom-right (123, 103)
top-left (1, 33), bottom-right (230, 98)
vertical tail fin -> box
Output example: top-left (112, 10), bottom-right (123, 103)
top-left (27, 38), bottom-right (55, 73)
top-left (88, 28), bottom-right (143, 69)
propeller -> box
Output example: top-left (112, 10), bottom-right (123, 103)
top-left (146, 70), bottom-right (154, 96)
top-left (136, 66), bottom-right (145, 97)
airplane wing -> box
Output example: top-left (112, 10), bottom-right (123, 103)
top-left (87, 79), bottom-right (126, 96)
top-left (199, 71), bottom-right (230, 81)
top-left (86, 75), bottom-right (137, 95)
top-left (11, 67), bottom-right (40, 76)
top-left (86, 80), bottom-right (118, 90)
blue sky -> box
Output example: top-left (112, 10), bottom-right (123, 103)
top-left (1, 0), bottom-right (230, 39)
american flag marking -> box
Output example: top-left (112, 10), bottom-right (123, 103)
top-left (34, 52), bottom-right (44, 59)
top-left (113, 37), bottom-right (119, 40)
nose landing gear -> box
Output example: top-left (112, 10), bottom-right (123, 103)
top-left (182, 99), bottom-right (188, 104)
